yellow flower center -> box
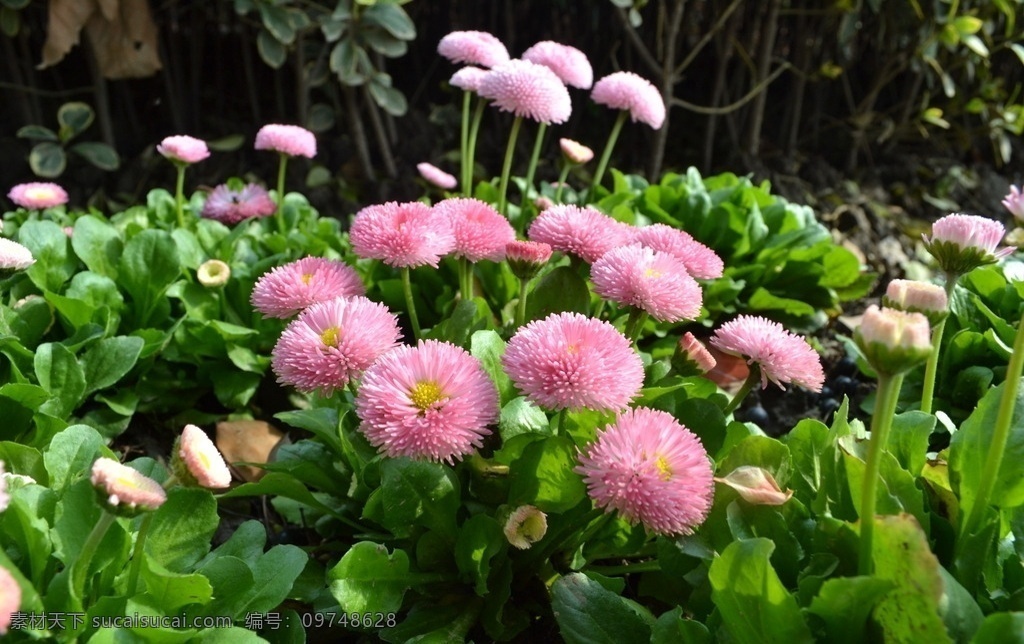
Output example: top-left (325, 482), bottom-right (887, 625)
top-left (320, 326), bottom-right (340, 347)
top-left (410, 380), bottom-right (444, 411)
top-left (644, 268), bottom-right (662, 279)
top-left (301, 273), bottom-right (313, 285)
top-left (655, 455), bottom-right (672, 481)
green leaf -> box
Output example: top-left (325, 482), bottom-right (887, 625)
top-left (525, 266), bottom-right (591, 322)
top-left (328, 542), bottom-right (411, 613)
top-left (275, 407), bottom-right (344, 454)
top-left (499, 396), bottom-right (551, 440)
top-left (937, 566), bottom-right (984, 643)
top-left (551, 572), bottom-right (654, 644)
top-left (57, 101), bottom-right (95, 139)
top-left (969, 613), bottom-right (1024, 643)
top-left (43, 424), bottom-right (105, 492)
top-left (20, 219), bottom-right (76, 292)
top-left (17, 124), bottom-right (58, 141)
top-left (708, 538), bottom-right (814, 644)
top-left (375, 458), bottom-right (460, 540)
top-left (239, 544), bottom-right (307, 615)
top-left (509, 435), bottom-right (586, 512)
top-left (454, 514), bottom-right (504, 596)
top-left (70, 142), bottom-right (120, 171)
top-left (257, 29), bottom-right (287, 68)
top-left (29, 141), bottom-right (66, 177)
top-left (118, 229), bottom-right (180, 324)
top-left (368, 79), bottom-right (408, 116)
top-left (362, 3), bottom-right (415, 40)
top-left (889, 412), bottom-right (934, 476)
top-left (140, 558), bottom-right (214, 612)
top-left (196, 556), bottom-right (255, 619)
top-left (470, 330), bottom-right (513, 404)
top-left (0, 440), bottom-right (46, 484)
top-left (220, 472), bottom-right (339, 517)
top-left (79, 336), bottom-right (144, 396)
top-left (71, 215), bottom-right (122, 278)
top-left (34, 342), bottom-right (86, 417)
top-left (651, 607), bottom-right (710, 644)
top-left (145, 488), bottom-right (219, 571)
top-left (258, 3), bottom-right (295, 44)
top-left (806, 576), bottom-right (894, 644)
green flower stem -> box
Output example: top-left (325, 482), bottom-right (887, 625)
top-left (959, 309), bottom-right (1024, 540)
top-left (587, 560), bottom-right (661, 576)
top-left (920, 276), bottom-right (958, 414)
top-left (858, 371), bottom-right (904, 576)
top-left (554, 163), bottom-right (572, 204)
top-left (624, 308), bottom-right (649, 344)
top-left (401, 266), bottom-right (421, 339)
top-left (497, 115), bottom-right (524, 218)
top-left (466, 98), bottom-right (486, 197)
top-left (516, 276), bottom-right (529, 329)
top-left (589, 110), bottom-right (628, 201)
top-left (460, 257), bottom-right (474, 301)
top-left (460, 90), bottom-right (472, 196)
top-left (723, 365), bottom-right (761, 416)
top-left (126, 512), bottom-right (155, 595)
top-left (523, 122), bottom-right (547, 204)
top-left (71, 510), bottom-right (117, 601)
top-left (174, 164), bottom-right (187, 229)
top-left (556, 408), bottom-right (568, 434)
top-left (275, 153), bottom-right (289, 234)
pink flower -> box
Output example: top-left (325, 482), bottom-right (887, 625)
top-left (923, 213), bottom-right (1013, 275)
top-left (0, 565), bottom-right (20, 635)
top-left (355, 340), bottom-right (499, 463)
top-left (575, 407), bottom-right (714, 536)
top-left (417, 163), bottom-right (458, 190)
top-left (559, 138), bottom-right (594, 165)
top-left (883, 279), bottom-right (947, 325)
top-left (710, 315), bottom-right (825, 392)
top-left (522, 41), bottom-right (594, 89)
top-left (506, 240), bottom-right (553, 280)
top-left (676, 332), bottom-right (717, 374)
top-left (272, 295), bottom-right (402, 394)
top-left (478, 60), bottom-right (572, 125)
top-left (156, 135), bottom-right (210, 164)
top-left (632, 224), bottom-right (725, 280)
top-left (202, 183), bottom-right (276, 224)
top-left (534, 196), bottom-right (555, 210)
top-left (0, 238), bottom-right (35, 272)
top-left (90, 458), bottom-right (167, 514)
top-left (854, 305), bottom-right (932, 376)
top-left (434, 197), bottom-right (515, 262)
top-left (7, 182), bottom-right (68, 209)
top-left (503, 312), bottom-right (644, 411)
top-left (176, 424), bottom-right (232, 489)
top-left (528, 205), bottom-right (633, 263)
top-left (255, 124), bottom-right (317, 158)
top-left (438, 30), bottom-right (510, 68)
top-left (591, 244), bottom-right (703, 322)
top-left (350, 201), bottom-right (455, 268)
top-left (715, 466), bottom-right (793, 506)
top-left (591, 71), bottom-right (666, 129)
top-left (1003, 185), bottom-right (1024, 221)
top-left (450, 66), bottom-right (489, 92)
top-left (251, 256), bottom-right (365, 319)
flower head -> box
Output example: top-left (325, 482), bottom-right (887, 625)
top-left (0, 565), bottom-right (20, 635)
top-left (1003, 185), bottom-right (1024, 222)
top-left (434, 198), bottom-right (515, 262)
top-left (438, 30), bottom-right (510, 68)
top-left (591, 71), bottom-right (666, 129)
top-left (450, 66), bottom-right (489, 92)
top-left (503, 312), bottom-right (643, 411)
top-left (576, 407), bottom-right (713, 536)
top-left (504, 505), bottom-right (548, 549)
top-left (272, 296), bottom-right (401, 394)
top-left (505, 240), bottom-right (552, 280)
top-left (559, 138), bottom-right (594, 165)
top-left (174, 424), bottom-right (232, 489)
top-left (591, 244), bottom-right (703, 322)
top-left (157, 135), bottom-right (210, 164)
top-left (478, 60), bottom-right (572, 125)
top-left (7, 182), bottom-right (68, 209)
top-left (528, 205), bottom-right (633, 263)
top-left (882, 279), bottom-right (948, 326)
top-left (202, 183), bottom-right (276, 224)
top-left (355, 340), bottom-right (499, 463)
top-left (197, 259), bottom-right (230, 288)
top-left (417, 163), bottom-right (458, 190)
top-left (90, 457), bottom-right (167, 515)
top-left (350, 201), bottom-right (455, 268)
top-left (632, 224), bottom-right (725, 280)
top-left (922, 213), bottom-right (1012, 276)
top-left (522, 41), bottom-right (593, 89)
top-left (715, 466), bottom-right (793, 506)
top-left (710, 315), bottom-right (824, 392)
top-left (854, 305), bottom-right (932, 376)
top-left (0, 238), bottom-right (35, 272)
top-left (673, 332), bottom-right (717, 376)
top-left (251, 256), bottom-right (365, 319)
top-left (255, 124), bottom-right (317, 158)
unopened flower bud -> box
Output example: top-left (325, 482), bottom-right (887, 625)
top-left (0, 238), bottom-right (35, 274)
top-left (854, 305), bottom-right (931, 376)
top-left (559, 138), bottom-right (594, 165)
top-left (672, 332), bottom-right (717, 376)
top-left (1003, 185), bottom-right (1024, 222)
top-left (416, 162), bottom-right (457, 191)
top-left (922, 213), bottom-right (1013, 277)
top-left (882, 279), bottom-right (948, 326)
top-left (534, 196), bottom-right (555, 211)
top-left (172, 424), bottom-right (232, 489)
top-left (197, 259), bottom-right (230, 288)
top-left (505, 240), bottom-right (552, 280)
top-left (90, 458), bottom-right (166, 516)
top-left (715, 466), bottom-right (793, 506)
top-left (503, 505), bottom-right (548, 549)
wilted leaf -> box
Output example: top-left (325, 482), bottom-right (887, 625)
top-left (40, 0), bottom-right (161, 79)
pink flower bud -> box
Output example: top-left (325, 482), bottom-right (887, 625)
top-left (854, 305), bottom-right (932, 375)
top-left (1003, 185), bottom-right (1024, 222)
top-left (175, 424), bottom-right (232, 489)
top-left (674, 332), bottom-right (717, 376)
top-left (503, 505), bottom-right (548, 549)
top-left (505, 240), bottom-right (552, 280)
top-left (923, 213), bottom-right (1013, 277)
top-left (559, 138), bottom-right (594, 165)
top-left (882, 279), bottom-right (948, 325)
top-left (157, 135), bottom-right (210, 165)
top-left (90, 458), bottom-right (166, 516)
top-left (7, 182), bottom-right (68, 209)
top-left (715, 466), bottom-right (793, 506)
top-left (416, 163), bottom-right (458, 191)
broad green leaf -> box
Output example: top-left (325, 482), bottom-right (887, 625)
top-left (28, 141), bottom-right (66, 177)
top-left (118, 229), bottom-right (180, 324)
top-left (470, 329), bottom-right (513, 404)
top-left (376, 458), bottom-right (460, 540)
top-left (363, 3), bottom-right (415, 40)
top-left (969, 613), bottom-right (1024, 643)
top-left (196, 556), bottom-right (256, 619)
top-left (551, 572), bottom-right (654, 644)
top-left (20, 219), bottom-right (76, 292)
top-left (238, 544), bottom-right (307, 615)
top-left (806, 576), bottom-right (893, 644)
top-left (890, 412), bottom-right (934, 476)
top-left (7, 295), bottom-right (52, 348)
top-left (79, 336), bottom-right (144, 395)
top-left (140, 558), bottom-right (214, 612)
top-left (221, 472), bottom-right (339, 517)
top-left (328, 542), bottom-right (411, 613)
top-left (937, 566), bottom-right (983, 642)
top-left (0, 440), bottom-right (46, 484)
top-left (57, 101), bottom-right (94, 138)
top-left (17, 124), bottom-right (57, 141)
top-left (509, 435), bottom-right (586, 512)
top-left (258, 3), bottom-right (295, 44)
top-left (71, 215), bottom-right (122, 278)
top-left (498, 396), bottom-right (551, 440)
top-left (34, 342), bottom-right (86, 418)
top-left (275, 407), bottom-right (343, 454)
top-left (785, 418), bottom-right (830, 503)
top-left (454, 514), bottom-right (504, 596)
top-left (525, 266), bottom-right (590, 321)
top-left (145, 488), bottom-right (219, 571)
top-left (70, 142), bottom-right (120, 171)
top-left (651, 607), bottom-right (710, 644)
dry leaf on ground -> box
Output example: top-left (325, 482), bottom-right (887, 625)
top-left (40, 0), bottom-right (161, 79)
top-left (216, 420), bottom-right (286, 483)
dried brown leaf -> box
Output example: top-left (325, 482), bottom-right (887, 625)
top-left (40, 0), bottom-right (96, 70)
top-left (216, 420), bottom-right (286, 483)
top-left (39, 0), bottom-right (161, 79)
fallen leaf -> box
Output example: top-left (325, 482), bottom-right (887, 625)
top-left (216, 420), bottom-right (286, 483)
top-left (39, 0), bottom-right (161, 79)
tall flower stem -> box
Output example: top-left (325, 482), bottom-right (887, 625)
top-left (589, 111), bottom-right (628, 200)
top-left (623, 308), bottom-right (648, 344)
top-left (126, 512), bottom-right (156, 595)
top-left (920, 276), bottom-right (957, 414)
top-left (173, 164), bottom-right (187, 229)
top-left (858, 372), bottom-right (904, 575)
top-left (71, 510), bottom-right (117, 600)
top-left (723, 365), bottom-right (761, 416)
top-left (515, 277), bottom-right (529, 328)
top-left (497, 115), bottom-right (524, 219)
top-left (460, 90), bottom-right (472, 196)
top-left (554, 163), bottom-right (572, 204)
top-left (523, 122), bottom-right (547, 204)
top-left (460, 257), bottom-right (473, 300)
top-left (401, 266), bottom-right (421, 339)
top-left (959, 309), bottom-right (1024, 541)
top-left (466, 99), bottom-right (487, 197)
top-left (275, 153), bottom-right (289, 234)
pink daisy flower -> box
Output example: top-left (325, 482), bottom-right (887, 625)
top-left (0, 565), bottom-right (20, 635)
top-left (7, 182), bottom-right (68, 209)
top-left (0, 238), bottom-right (35, 272)
top-left (591, 71), bottom-right (666, 129)
top-left (591, 244), bottom-right (703, 322)
top-left (156, 135), bottom-right (210, 164)
top-left (632, 224), bottom-right (724, 280)
top-left (90, 458), bottom-right (167, 514)
top-left (710, 315), bottom-right (825, 392)
top-left (355, 340), bottom-right (499, 464)
top-left (560, 138), bottom-right (594, 164)
top-left (923, 213), bottom-right (1013, 276)
top-left (251, 256), bottom-right (365, 319)
top-left (503, 312), bottom-right (644, 411)
top-left (522, 41), bottom-right (594, 89)
top-left (575, 407), bottom-right (714, 536)
top-left (434, 198), bottom-right (515, 262)
top-left (528, 205), bottom-right (633, 263)
top-left (417, 163), bottom-right (458, 190)
top-left (438, 30), bottom-right (510, 68)
top-left (450, 66), bottom-right (489, 92)
top-left (271, 295), bottom-right (402, 394)
top-left (478, 60), bottom-right (572, 125)
top-left (506, 240), bottom-right (553, 280)
top-left (175, 424), bottom-right (232, 489)
top-left (202, 183), bottom-right (276, 224)
top-left (350, 201), bottom-right (455, 268)
top-left (255, 124), bottom-right (317, 158)
top-left (1003, 185), bottom-right (1024, 221)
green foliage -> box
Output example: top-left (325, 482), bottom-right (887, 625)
top-left (16, 102), bottom-right (120, 178)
